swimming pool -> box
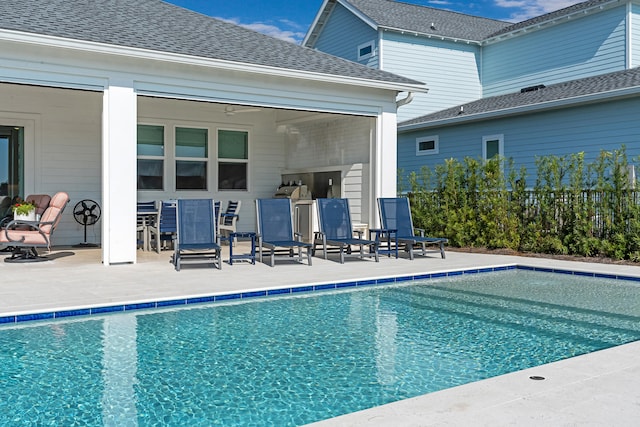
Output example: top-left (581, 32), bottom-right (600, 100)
top-left (1, 269), bottom-right (639, 426)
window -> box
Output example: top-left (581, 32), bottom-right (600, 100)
top-left (416, 135), bottom-right (439, 156)
top-left (137, 125), bottom-right (164, 190)
top-left (357, 40), bottom-right (375, 61)
top-left (482, 134), bottom-right (503, 161)
top-left (175, 127), bottom-right (208, 190)
top-left (218, 129), bottom-right (248, 191)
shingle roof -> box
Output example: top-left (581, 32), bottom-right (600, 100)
top-left (0, 0), bottom-right (422, 86)
top-left (344, 0), bottom-right (510, 41)
top-left (487, 0), bottom-right (616, 39)
top-left (399, 67), bottom-right (640, 129)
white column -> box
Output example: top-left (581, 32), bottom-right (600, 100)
top-left (372, 106), bottom-right (398, 227)
top-left (102, 80), bottom-right (137, 264)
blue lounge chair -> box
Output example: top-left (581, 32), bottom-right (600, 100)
top-left (314, 198), bottom-right (379, 264)
top-left (255, 198), bottom-right (312, 267)
top-left (377, 197), bottom-right (448, 259)
top-left (174, 199), bottom-right (222, 271)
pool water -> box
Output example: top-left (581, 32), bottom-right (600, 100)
top-left (1, 270), bottom-right (640, 426)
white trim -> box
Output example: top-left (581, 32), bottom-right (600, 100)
top-left (482, 0), bottom-right (621, 45)
top-left (0, 29), bottom-right (427, 94)
top-left (398, 86), bottom-right (640, 132)
top-left (416, 135), bottom-right (439, 156)
top-left (482, 134), bottom-right (504, 160)
top-left (627, 2), bottom-right (632, 68)
top-left (338, 0), bottom-right (379, 30)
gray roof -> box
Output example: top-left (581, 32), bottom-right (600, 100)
top-left (0, 0), bottom-right (422, 86)
top-left (399, 67), bottom-right (640, 129)
top-left (343, 0), bottom-right (510, 41)
top-left (488, 0), bottom-right (616, 39)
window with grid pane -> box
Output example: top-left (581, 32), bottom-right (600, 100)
top-left (218, 130), bottom-right (248, 190)
top-left (137, 124), bottom-right (164, 190)
top-left (176, 127), bottom-right (208, 190)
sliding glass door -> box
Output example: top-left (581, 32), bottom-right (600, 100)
top-left (0, 126), bottom-right (24, 219)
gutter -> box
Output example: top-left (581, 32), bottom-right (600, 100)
top-left (0, 29), bottom-right (428, 94)
top-left (396, 91), bottom-right (416, 108)
top-left (398, 85), bottom-right (640, 132)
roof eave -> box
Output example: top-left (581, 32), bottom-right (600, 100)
top-left (381, 27), bottom-right (482, 45)
top-left (483, 0), bottom-right (622, 45)
top-left (0, 29), bottom-right (427, 93)
top-left (398, 86), bottom-right (640, 132)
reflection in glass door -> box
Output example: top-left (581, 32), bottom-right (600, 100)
top-left (0, 126), bottom-right (24, 220)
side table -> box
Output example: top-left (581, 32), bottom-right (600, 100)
top-left (369, 228), bottom-right (398, 258)
top-left (228, 232), bottom-right (257, 265)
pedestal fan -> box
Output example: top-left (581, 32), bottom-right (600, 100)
top-left (72, 199), bottom-right (101, 247)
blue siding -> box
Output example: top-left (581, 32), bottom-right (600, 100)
top-left (483, 7), bottom-right (628, 96)
top-left (381, 32), bottom-right (482, 122)
top-left (398, 97), bottom-right (640, 186)
top-left (313, 3), bottom-right (379, 67)
top-left (632, 5), bottom-right (640, 68)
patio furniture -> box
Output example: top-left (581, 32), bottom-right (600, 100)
top-left (136, 200), bottom-right (158, 251)
top-left (219, 200), bottom-right (241, 242)
top-left (377, 197), bottom-right (448, 259)
top-left (146, 200), bottom-right (177, 254)
top-left (174, 198), bottom-right (222, 271)
top-left (0, 191), bottom-right (70, 262)
top-left (0, 194), bottom-right (51, 228)
top-left (369, 227), bottom-right (399, 258)
top-left (228, 231), bottom-right (256, 265)
top-left (314, 198), bottom-right (379, 263)
top-left (255, 198), bottom-right (312, 267)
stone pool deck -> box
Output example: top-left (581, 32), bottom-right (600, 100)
top-left (1, 246), bottom-right (639, 425)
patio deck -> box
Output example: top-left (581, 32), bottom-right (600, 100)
top-left (1, 245), bottom-right (639, 425)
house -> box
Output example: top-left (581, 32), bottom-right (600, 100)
top-left (305, 0), bottom-right (640, 183)
top-left (0, 0), bottom-right (426, 265)
top-left (304, 0), bottom-right (510, 122)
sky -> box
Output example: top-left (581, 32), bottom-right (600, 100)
top-left (165, 0), bottom-right (586, 44)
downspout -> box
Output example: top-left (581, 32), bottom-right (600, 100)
top-left (396, 91), bottom-right (415, 108)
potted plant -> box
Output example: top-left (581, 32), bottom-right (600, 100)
top-left (12, 199), bottom-right (37, 221)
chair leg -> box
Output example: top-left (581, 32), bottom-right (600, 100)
top-left (440, 242), bottom-right (446, 259)
top-left (307, 247), bottom-right (312, 266)
top-left (408, 244), bottom-right (415, 260)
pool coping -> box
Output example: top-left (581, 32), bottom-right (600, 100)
top-left (3, 263), bottom-right (640, 325)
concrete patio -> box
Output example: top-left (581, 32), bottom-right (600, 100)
top-left (0, 245), bottom-right (639, 425)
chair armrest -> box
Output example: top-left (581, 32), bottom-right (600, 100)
top-left (414, 228), bottom-right (426, 237)
top-left (352, 230), bottom-right (363, 238)
top-left (3, 219), bottom-right (50, 243)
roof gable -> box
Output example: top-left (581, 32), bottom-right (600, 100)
top-left (307, 0), bottom-right (510, 46)
top-left (399, 67), bottom-right (640, 130)
top-left (0, 0), bottom-right (423, 87)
